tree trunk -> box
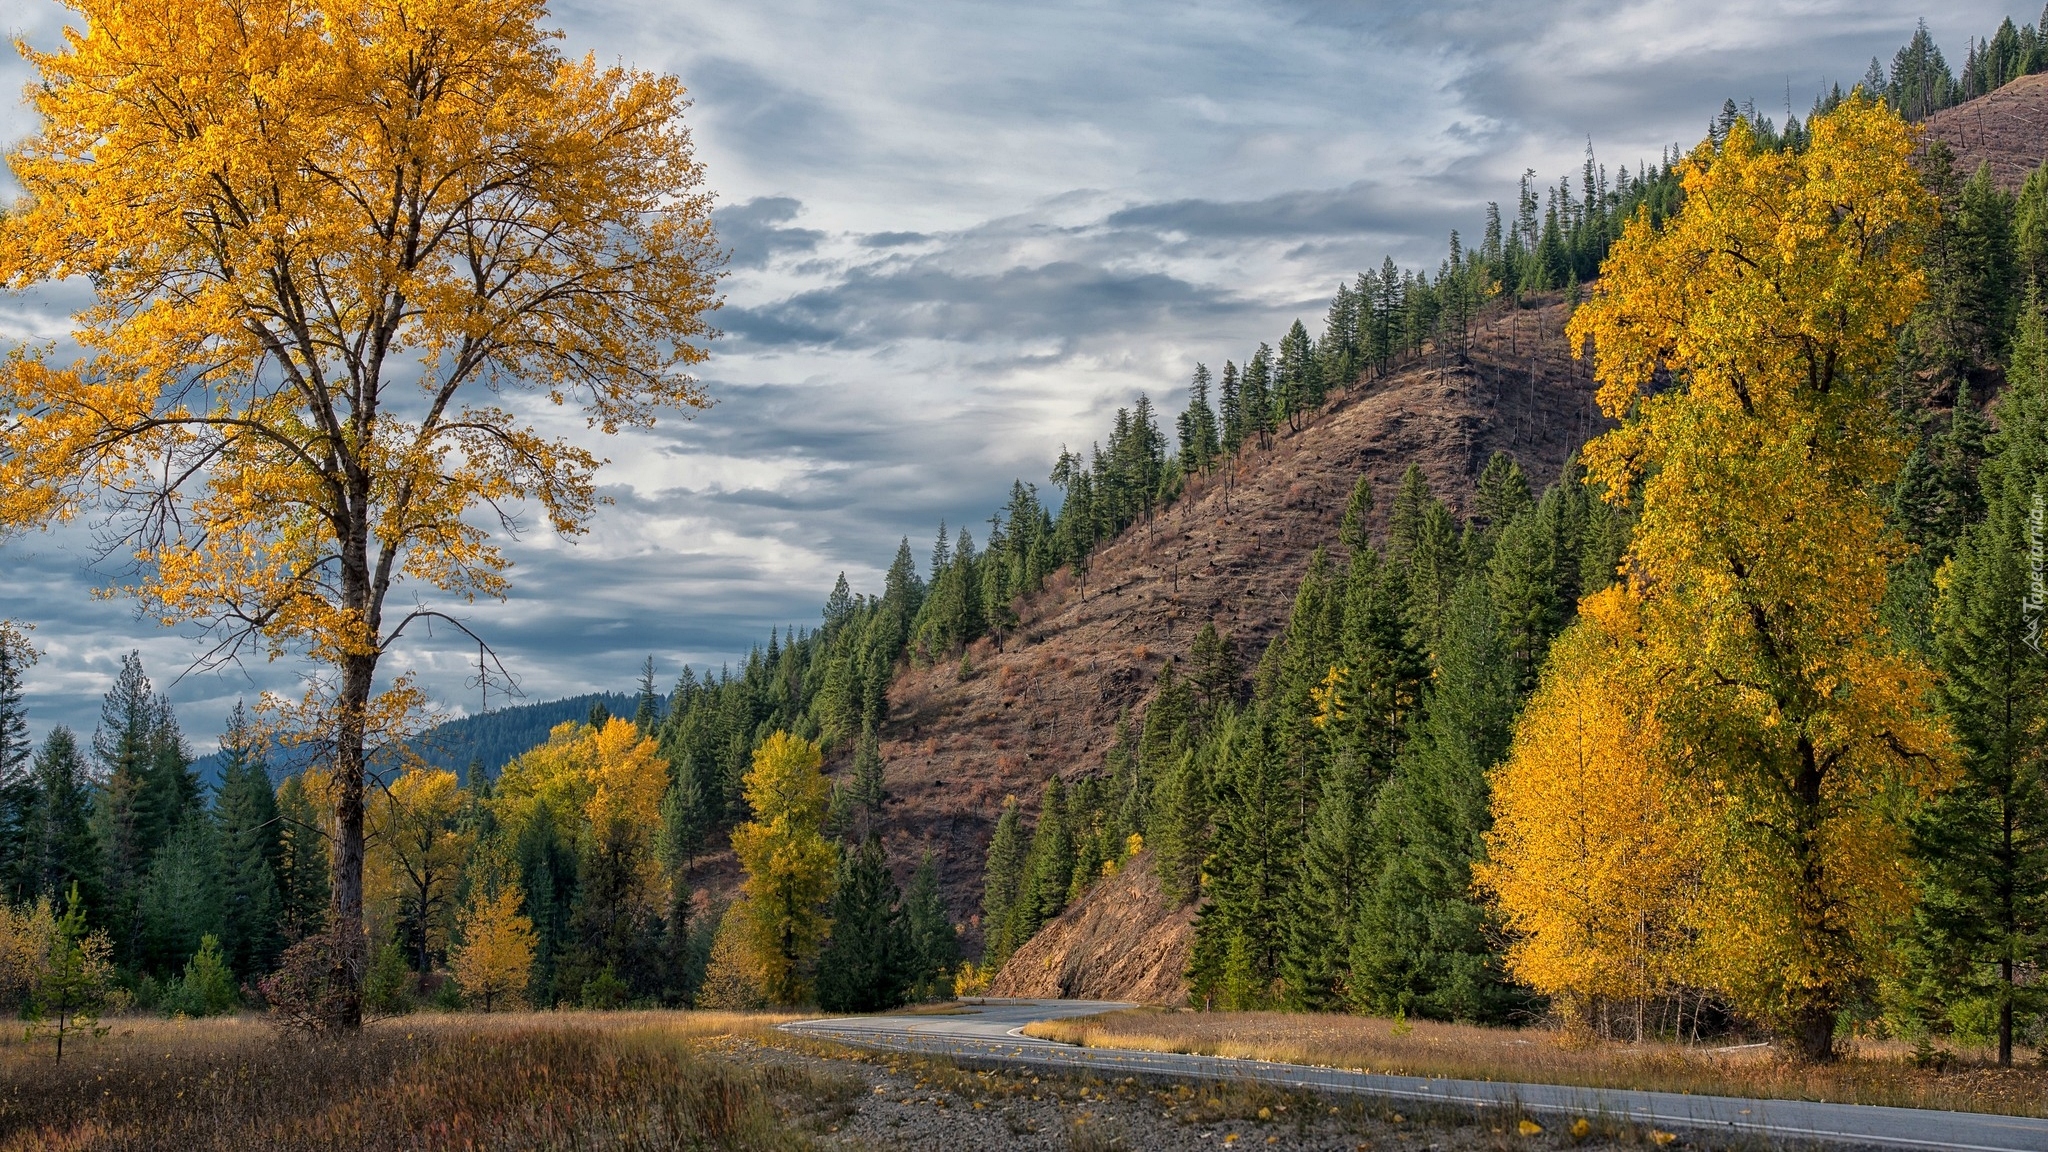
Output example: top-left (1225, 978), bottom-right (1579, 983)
top-left (327, 654), bottom-right (374, 1029)
top-left (2001, 957), bottom-right (2015, 1067)
top-left (1791, 1002), bottom-right (1837, 1063)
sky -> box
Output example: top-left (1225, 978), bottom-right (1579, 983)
top-left (0, 0), bottom-right (2018, 750)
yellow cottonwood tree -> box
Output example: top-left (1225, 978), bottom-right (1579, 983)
top-left (0, 0), bottom-right (720, 1026)
top-left (728, 732), bottom-right (836, 1007)
top-left (1566, 97), bottom-right (1954, 1060)
top-left (451, 886), bottom-right (536, 1012)
top-left (366, 767), bottom-right (470, 980)
top-left (1478, 588), bottom-right (1702, 1039)
top-left (494, 718), bottom-right (668, 866)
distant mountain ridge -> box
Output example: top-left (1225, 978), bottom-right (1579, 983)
top-left (189, 691), bottom-right (638, 788)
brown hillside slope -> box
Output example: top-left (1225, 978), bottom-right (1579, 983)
top-left (1920, 72), bottom-right (2048, 189)
top-left (986, 849), bottom-right (1194, 1003)
top-left (863, 293), bottom-right (1600, 949)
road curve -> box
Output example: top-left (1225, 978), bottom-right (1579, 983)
top-left (780, 999), bottom-right (2048, 1151)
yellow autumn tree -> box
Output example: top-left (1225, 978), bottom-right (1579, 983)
top-left (495, 718), bottom-right (669, 868)
top-left (1478, 588), bottom-right (1703, 1040)
top-left (1565, 97), bottom-right (1955, 1060)
top-left (366, 768), bottom-right (471, 981)
top-left (0, 0), bottom-right (720, 1026)
top-left (451, 886), bottom-right (536, 1012)
top-left (728, 732), bottom-right (836, 1007)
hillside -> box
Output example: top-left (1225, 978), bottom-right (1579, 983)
top-left (1920, 71), bottom-right (2048, 188)
top-left (842, 292), bottom-right (1600, 948)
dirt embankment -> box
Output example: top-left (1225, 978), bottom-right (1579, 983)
top-left (986, 849), bottom-right (1195, 1004)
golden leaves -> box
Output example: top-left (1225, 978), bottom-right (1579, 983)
top-left (0, 0), bottom-right (722, 715)
top-left (1530, 98), bottom-right (1957, 1039)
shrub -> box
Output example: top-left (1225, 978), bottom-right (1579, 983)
top-left (365, 940), bottom-right (413, 1015)
top-left (162, 935), bottom-right (238, 1017)
top-left (259, 926), bottom-right (362, 1032)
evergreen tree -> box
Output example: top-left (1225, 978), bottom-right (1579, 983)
top-left (1218, 361), bottom-right (1243, 456)
top-left (1186, 623), bottom-right (1241, 716)
top-left (902, 851), bottom-right (959, 1000)
top-left (1338, 475), bottom-right (1374, 553)
top-left (1177, 363), bottom-right (1222, 473)
top-left (137, 816), bottom-right (224, 976)
top-left (815, 834), bottom-right (907, 1012)
top-left (979, 795), bottom-right (1026, 966)
top-left (213, 705), bottom-right (283, 979)
top-left (848, 727), bottom-right (887, 816)
top-left (1186, 716), bottom-right (1295, 1010)
top-left (18, 729), bottom-right (99, 912)
top-left (1240, 344), bottom-right (1274, 446)
top-left (0, 625), bottom-right (36, 898)
top-left (1386, 465), bottom-right (1434, 561)
top-left (1149, 745), bottom-right (1212, 905)
top-left (1912, 287), bottom-right (2048, 1065)
top-left (632, 656), bottom-right (660, 732)
top-left (1281, 746), bottom-right (1375, 1010)
top-left (273, 773), bottom-right (330, 944)
top-left (1008, 777), bottom-right (1073, 948)
top-left (1352, 577), bottom-right (1525, 1023)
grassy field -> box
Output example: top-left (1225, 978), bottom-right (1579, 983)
top-left (1023, 1008), bottom-right (2048, 1118)
top-left (0, 1010), bottom-right (854, 1151)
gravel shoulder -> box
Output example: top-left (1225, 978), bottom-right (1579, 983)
top-left (719, 1029), bottom-right (1756, 1151)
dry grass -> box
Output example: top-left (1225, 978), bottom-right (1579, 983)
top-left (1024, 1008), bottom-right (2048, 1117)
top-left (0, 1010), bottom-right (851, 1150)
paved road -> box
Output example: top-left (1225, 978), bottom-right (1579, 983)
top-left (781, 999), bottom-right (2048, 1151)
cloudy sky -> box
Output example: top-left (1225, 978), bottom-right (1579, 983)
top-left (0, 0), bottom-right (2015, 749)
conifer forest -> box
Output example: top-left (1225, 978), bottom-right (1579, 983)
top-left (1, 1), bottom-right (2047, 1091)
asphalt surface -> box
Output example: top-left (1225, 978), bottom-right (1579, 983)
top-left (781, 999), bottom-right (2048, 1151)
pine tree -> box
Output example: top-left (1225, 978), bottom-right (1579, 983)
top-left (848, 728), bottom-right (887, 816)
top-left (1186, 716), bottom-right (1295, 1010)
top-left (18, 729), bottom-right (99, 912)
top-left (1280, 746), bottom-right (1375, 1010)
top-left (1912, 287), bottom-right (2048, 1065)
top-left (0, 625), bottom-right (37, 900)
top-left (137, 816), bottom-right (225, 976)
top-left (1386, 465), bottom-right (1434, 561)
top-left (1186, 623), bottom-right (1241, 716)
top-left (979, 795), bottom-right (1026, 967)
top-left (1351, 577), bottom-right (1524, 1023)
top-left (902, 852), bottom-right (959, 1001)
top-left (1149, 745), bottom-right (1212, 905)
top-left (1338, 475), bottom-right (1374, 553)
top-left (273, 773), bottom-right (330, 944)
top-left (213, 705), bottom-right (283, 980)
top-left (1008, 777), bottom-right (1073, 949)
top-left (632, 656), bottom-right (660, 732)
top-left (1218, 361), bottom-right (1243, 456)
top-left (815, 834), bottom-right (906, 1013)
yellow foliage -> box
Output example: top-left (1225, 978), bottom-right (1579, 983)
top-left (451, 886), bottom-right (536, 1012)
top-left (0, 0), bottom-right (721, 1003)
top-left (496, 719), bottom-right (667, 841)
top-left (1562, 97), bottom-right (1955, 1051)
top-left (1479, 589), bottom-right (1703, 1028)
top-left (695, 904), bottom-right (768, 1011)
top-left (728, 732), bottom-right (836, 1007)
top-left (1307, 665), bottom-right (1348, 731)
top-left (0, 899), bottom-right (57, 1009)
top-left (367, 768), bottom-right (471, 968)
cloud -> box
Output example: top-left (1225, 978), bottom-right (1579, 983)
top-left (0, 0), bottom-right (2023, 751)
top-left (713, 196), bottom-right (827, 269)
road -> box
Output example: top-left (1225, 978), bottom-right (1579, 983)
top-left (781, 999), bottom-right (2048, 1151)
